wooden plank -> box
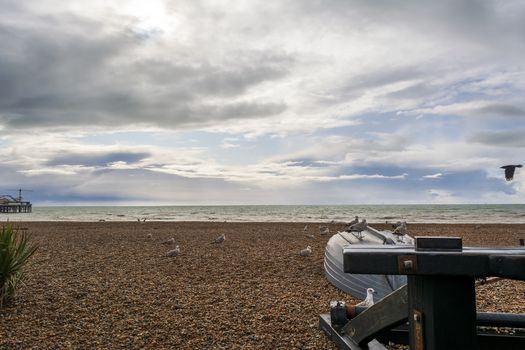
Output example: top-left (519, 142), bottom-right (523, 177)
top-left (415, 236), bottom-right (462, 251)
top-left (341, 285), bottom-right (408, 345)
top-left (319, 314), bottom-right (366, 350)
top-left (408, 275), bottom-right (478, 350)
top-left (376, 329), bottom-right (525, 350)
top-left (343, 246), bottom-right (525, 279)
top-left (319, 314), bottom-right (388, 350)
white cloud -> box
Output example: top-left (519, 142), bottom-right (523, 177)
top-left (422, 173), bottom-right (443, 179)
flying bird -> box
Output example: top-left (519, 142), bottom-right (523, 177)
top-left (300, 246), bottom-right (312, 256)
top-left (501, 165), bottom-right (522, 181)
top-left (356, 288), bottom-right (376, 307)
top-left (166, 245), bottom-right (181, 257)
top-left (211, 234), bottom-right (226, 244)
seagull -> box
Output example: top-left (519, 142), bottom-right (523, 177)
top-left (300, 246), bottom-right (312, 256)
top-left (166, 245), bottom-right (180, 257)
top-left (350, 219), bottom-right (367, 232)
top-left (146, 233), bottom-right (153, 239)
top-left (162, 237), bottom-right (175, 245)
top-left (501, 165), bottom-right (522, 181)
top-left (303, 224), bottom-right (309, 232)
top-left (211, 234), bottom-right (225, 244)
top-left (356, 288), bottom-right (376, 307)
top-left (386, 220), bottom-right (402, 229)
top-left (348, 216), bottom-right (359, 227)
top-left (393, 221), bottom-right (408, 235)
top-left (344, 216), bottom-right (359, 231)
top-left (319, 226), bottom-right (330, 235)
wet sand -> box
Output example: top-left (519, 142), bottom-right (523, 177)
top-left (0, 222), bottom-right (524, 349)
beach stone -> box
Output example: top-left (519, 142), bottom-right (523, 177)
top-left (0, 222), bottom-right (523, 349)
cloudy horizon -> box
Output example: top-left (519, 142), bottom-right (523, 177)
top-left (1, 0), bottom-right (525, 205)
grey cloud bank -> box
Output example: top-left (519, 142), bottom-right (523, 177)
top-left (0, 0), bottom-right (524, 204)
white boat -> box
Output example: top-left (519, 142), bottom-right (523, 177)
top-left (324, 225), bottom-right (414, 300)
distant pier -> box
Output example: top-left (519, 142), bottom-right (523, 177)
top-left (0, 194), bottom-right (32, 213)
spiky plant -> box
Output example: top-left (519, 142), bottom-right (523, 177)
top-left (0, 225), bottom-right (37, 306)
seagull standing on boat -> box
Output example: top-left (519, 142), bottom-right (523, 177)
top-left (211, 234), bottom-right (225, 244)
top-left (356, 288), bottom-right (376, 307)
top-left (350, 219), bottom-right (367, 232)
top-left (348, 216), bottom-right (359, 226)
top-left (344, 216), bottom-right (359, 231)
top-left (501, 165), bottom-right (522, 181)
top-left (166, 245), bottom-right (180, 257)
top-left (393, 221), bottom-right (408, 235)
top-left (386, 220), bottom-right (402, 229)
top-left (300, 246), bottom-right (312, 256)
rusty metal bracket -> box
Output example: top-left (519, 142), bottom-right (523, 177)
top-left (398, 255), bottom-right (417, 274)
top-left (413, 309), bottom-right (424, 350)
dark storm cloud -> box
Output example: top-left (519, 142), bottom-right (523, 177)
top-left (0, 9), bottom-right (292, 130)
top-left (474, 104), bottom-right (525, 117)
top-left (47, 151), bottom-right (151, 167)
top-left (468, 130), bottom-right (525, 148)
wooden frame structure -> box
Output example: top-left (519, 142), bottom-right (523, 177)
top-left (320, 236), bottom-right (525, 349)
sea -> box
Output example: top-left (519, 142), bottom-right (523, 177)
top-left (1, 204), bottom-right (525, 223)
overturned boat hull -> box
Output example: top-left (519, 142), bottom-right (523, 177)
top-left (324, 226), bottom-right (414, 300)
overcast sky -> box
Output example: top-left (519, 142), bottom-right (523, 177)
top-left (1, 0), bottom-right (525, 205)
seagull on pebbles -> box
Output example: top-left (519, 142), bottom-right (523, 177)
top-left (163, 237), bottom-right (175, 245)
top-left (303, 224), bottom-right (309, 232)
top-left (319, 226), bottom-right (330, 235)
top-left (146, 233), bottom-right (153, 239)
top-left (300, 246), bottom-right (312, 256)
top-left (356, 288), bottom-right (376, 307)
top-left (211, 234), bottom-right (226, 244)
top-left (166, 245), bottom-right (180, 257)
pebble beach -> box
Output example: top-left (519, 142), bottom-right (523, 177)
top-left (1, 222), bottom-right (524, 349)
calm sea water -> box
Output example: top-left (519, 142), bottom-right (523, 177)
top-left (1, 205), bottom-right (524, 223)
